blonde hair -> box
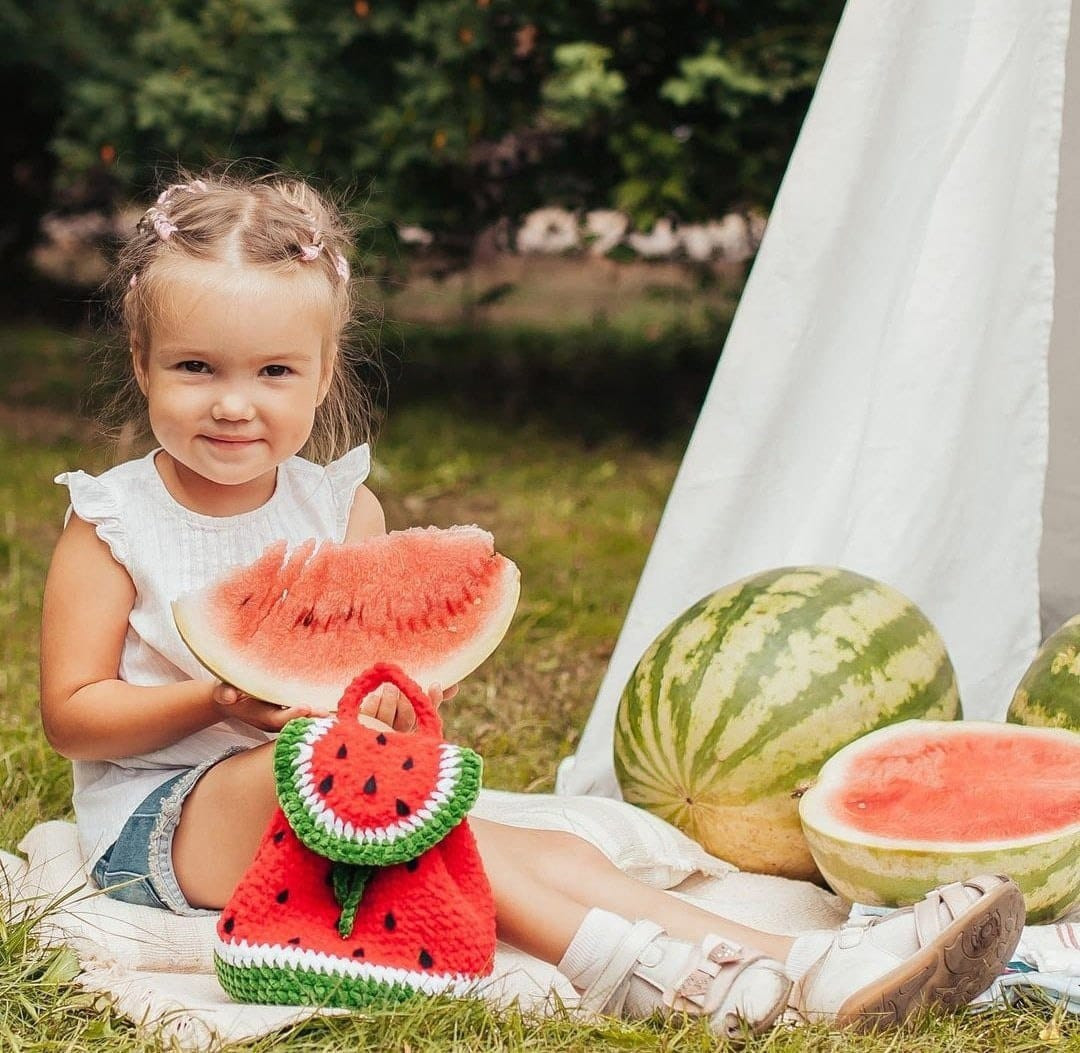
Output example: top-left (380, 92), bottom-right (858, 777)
top-left (100, 165), bottom-right (379, 463)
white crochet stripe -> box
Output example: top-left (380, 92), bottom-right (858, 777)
top-left (216, 937), bottom-right (477, 996)
top-left (290, 719), bottom-right (464, 845)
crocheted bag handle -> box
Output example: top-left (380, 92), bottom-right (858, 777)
top-left (335, 662), bottom-right (443, 738)
top-left (274, 662), bottom-right (481, 866)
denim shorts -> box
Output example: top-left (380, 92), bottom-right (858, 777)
top-left (90, 748), bottom-right (244, 916)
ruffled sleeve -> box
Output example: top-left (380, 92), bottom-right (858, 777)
top-left (54, 470), bottom-right (129, 567)
top-left (325, 444), bottom-right (372, 540)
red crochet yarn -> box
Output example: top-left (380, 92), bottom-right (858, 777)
top-left (214, 663), bottom-right (496, 1007)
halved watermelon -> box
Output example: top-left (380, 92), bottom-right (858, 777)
top-left (799, 720), bottom-right (1080, 923)
top-left (172, 526), bottom-right (520, 710)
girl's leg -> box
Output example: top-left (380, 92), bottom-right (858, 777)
top-left (470, 819), bottom-right (795, 962)
top-left (171, 741), bottom-right (278, 909)
top-left (172, 745), bottom-right (795, 964)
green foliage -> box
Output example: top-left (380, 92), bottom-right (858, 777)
top-left (17, 0), bottom-right (844, 252)
top-left (541, 43), bottom-right (627, 129)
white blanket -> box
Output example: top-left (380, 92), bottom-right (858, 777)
top-left (0, 791), bottom-right (846, 1050)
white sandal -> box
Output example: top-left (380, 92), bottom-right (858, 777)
top-left (576, 920), bottom-right (792, 1040)
top-left (790, 874), bottom-right (1025, 1030)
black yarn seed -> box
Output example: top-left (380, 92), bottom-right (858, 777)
top-left (352, 948), bottom-right (365, 958)
top-left (223, 916), bottom-right (235, 934)
top-left (405, 858), bottom-right (420, 873)
top-left (402, 757), bottom-right (414, 771)
top-left (384, 912), bottom-right (396, 931)
top-left (336, 743), bottom-right (347, 759)
top-left (276, 889), bottom-right (289, 904)
top-left (419, 949), bottom-right (433, 969)
top-left (272, 830), bottom-right (285, 844)
top-left (395, 798), bottom-right (411, 817)
top-left (363, 775), bottom-right (377, 795)
top-left (325, 868), bottom-right (336, 887)
top-left (288, 937), bottom-right (301, 945)
top-left (376, 733), bottom-right (387, 746)
top-left (319, 774), bottom-right (334, 794)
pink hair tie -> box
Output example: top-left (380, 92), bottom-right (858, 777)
top-left (138, 206), bottom-right (178, 242)
top-left (334, 252), bottom-right (351, 282)
top-left (299, 243), bottom-right (322, 262)
top-left (129, 273), bottom-right (138, 289)
top-left (151, 210), bottom-right (178, 241)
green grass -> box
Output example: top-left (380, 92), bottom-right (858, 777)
top-left (1, 325), bottom-right (1078, 1049)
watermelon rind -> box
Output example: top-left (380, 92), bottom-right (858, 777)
top-left (214, 939), bottom-right (481, 1008)
top-left (274, 717), bottom-right (482, 864)
top-left (799, 720), bottom-right (1080, 923)
top-left (172, 526), bottom-right (521, 712)
top-left (1007, 613), bottom-right (1080, 731)
top-left (613, 566), bottom-right (961, 881)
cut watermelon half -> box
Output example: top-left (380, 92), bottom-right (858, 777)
top-left (172, 526), bottom-right (520, 710)
top-left (799, 720), bottom-right (1080, 922)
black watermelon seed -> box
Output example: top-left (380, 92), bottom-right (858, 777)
top-left (384, 912), bottom-right (396, 931)
top-left (272, 830), bottom-right (285, 844)
top-left (336, 743), bottom-right (347, 759)
top-left (288, 937), bottom-right (301, 945)
top-left (402, 757), bottom-right (414, 770)
top-left (223, 916), bottom-right (235, 934)
top-left (419, 949), bottom-right (433, 969)
top-left (363, 775), bottom-right (377, 795)
top-left (352, 948), bottom-right (365, 957)
top-left (376, 733), bottom-right (387, 746)
top-left (396, 798), bottom-right (411, 817)
top-left (319, 774), bottom-right (334, 794)
top-left (405, 858), bottom-right (420, 872)
top-left (276, 889), bottom-right (289, 904)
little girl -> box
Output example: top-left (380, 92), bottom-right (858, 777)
top-left (40, 171), bottom-right (1022, 1038)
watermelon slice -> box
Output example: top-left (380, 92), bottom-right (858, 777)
top-left (172, 526), bottom-right (520, 710)
top-left (799, 720), bottom-right (1080, 923)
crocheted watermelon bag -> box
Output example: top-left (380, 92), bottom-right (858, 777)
top-left (214, 663), bottom-right (496, 1008)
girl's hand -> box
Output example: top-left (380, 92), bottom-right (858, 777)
top-left (358, 682), bottom-right (459, 733)
top-left (211, 681), bottom-right (312, 732)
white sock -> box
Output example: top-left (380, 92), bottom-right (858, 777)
top-left (558, 908), bottom-right (700, 1018)
top-left (557, 908), bottom-right (636, 989)
top-left (784, 930), bottom-right (834, 981)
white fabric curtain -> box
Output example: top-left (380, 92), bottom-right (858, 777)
top-left (558, 0), bottom-right (1079, 797)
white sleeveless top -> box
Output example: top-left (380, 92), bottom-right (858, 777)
top-left (55, 445), bottom-right (371, 865)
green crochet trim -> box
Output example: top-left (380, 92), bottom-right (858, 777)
top-left (274, 718), bottom-right (483, 866)
top-left (214, 954), bottom-right (448, 1009)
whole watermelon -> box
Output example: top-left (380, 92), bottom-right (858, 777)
top-left (613, 566), bottom-right (961, 882)
top-left (1007, 614), bottom-right (1080, 731)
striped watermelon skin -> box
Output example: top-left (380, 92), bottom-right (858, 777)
top-left (613, 566), bottom-right (960, 881)
top-left (799, 721), bottom-right (1080, 923)
top-left (1008, 614), bottom-right (1080, 731)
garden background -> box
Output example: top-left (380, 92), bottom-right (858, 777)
top-left (0, 1), bottom-right (1068, 1049)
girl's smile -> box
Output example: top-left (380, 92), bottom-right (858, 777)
top-left (134, 262), bottom-right (332, 517)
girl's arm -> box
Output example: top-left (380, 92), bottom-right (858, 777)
top-left (344, 483), bottom-right (386, 542)
top-left (39, 516), bottom-right (301, 762)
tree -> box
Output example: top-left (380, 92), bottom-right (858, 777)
top-left (21, 0), bottom-right (845, 256)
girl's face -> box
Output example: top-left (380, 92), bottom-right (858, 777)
top-left (135, 262), bottom-right (332, 513)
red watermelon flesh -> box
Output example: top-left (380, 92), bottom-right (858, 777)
top-left (829, 729), bottom-right (1080, 842)
top-left (172, 526), bottom-right (520, 711)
